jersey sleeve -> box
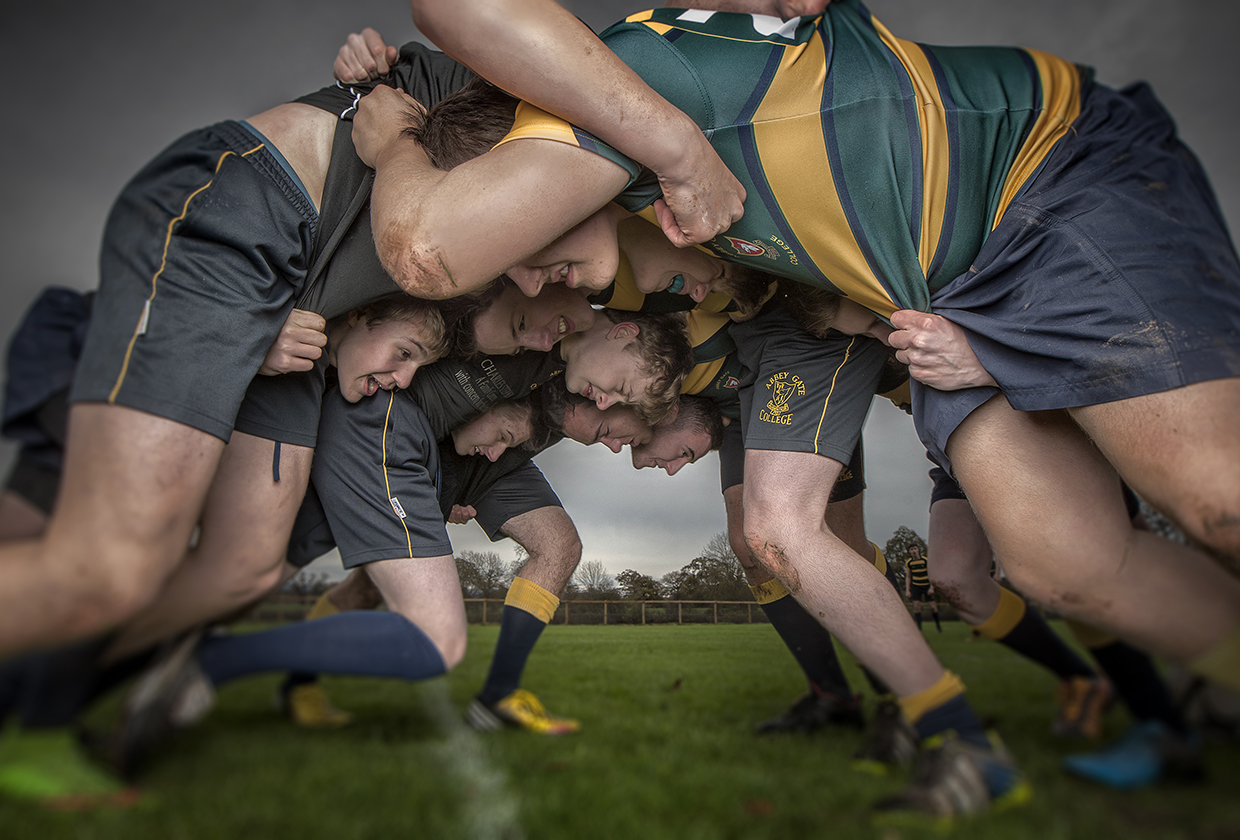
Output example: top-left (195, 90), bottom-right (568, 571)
top-left (494, 102), bottom-right (648, 199)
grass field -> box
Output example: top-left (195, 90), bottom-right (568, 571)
top-left (3, 622), bottom-right (1238, 839)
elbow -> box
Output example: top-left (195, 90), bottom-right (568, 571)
top-left (377, 235), bottom-right (460, 300)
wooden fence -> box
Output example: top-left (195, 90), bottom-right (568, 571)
top-left (247, 592), bottom-right (961, 626)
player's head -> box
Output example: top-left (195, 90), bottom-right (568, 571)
top-left (412, 76), bottom-right (520, 170)
top-left (504, 204), bottom-right (630, 297)
top-left (619, 217), bottom-right (776, 315)
top-left (461, 277), bottom-right (596, 357)
top-left (450, 395), bottom-right (552, 461)
top-left (539, 381), bottom-right (653, 452)
top-left (779, 282), bottom-right (894, 344)
top-left (557, 309), bottom-right (692, 425)
top-left (908, 544), bottom-right (921, 558)
top-left (329, 294), bottom-right (448, 402)
top-left (630, 395), bottom-right (724, 475)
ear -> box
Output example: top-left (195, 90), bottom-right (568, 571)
top-left (606, 321), bottom-right (640, 342)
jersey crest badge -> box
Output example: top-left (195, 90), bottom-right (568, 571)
top-left (759, 372), bottom-right (804, 425)
top-left (724, 376), bottom-right (740, 389)
top-left (723, 236), bottom-right (767, 257)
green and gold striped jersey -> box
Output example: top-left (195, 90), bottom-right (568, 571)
top-left (497, 0), bottom-right (1088, 317)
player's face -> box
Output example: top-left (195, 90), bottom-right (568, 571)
top-left (505, 206), bottom-right (623, 296)
top-left (562, 322), bottom-right (654, 412)
top-left (620, 217), bottom-right (726, 303)
top-left (452, 406), bottom-right (531, 462)
top-left (561, 402), bottom-right (653, 453)
top-left (332, 316), bottom-right (440, 403)
top-left (473, 283), bottom-right (596, 355)
top-left (630, 423), bottom-right (711, 476)
top-left (831, 299), bottom-right (894, 345)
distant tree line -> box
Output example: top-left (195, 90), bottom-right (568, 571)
top-left (283, 524), bottom-right (961, 605)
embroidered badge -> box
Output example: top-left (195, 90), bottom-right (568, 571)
top-left (759, 371), bottom-right (803, 425)
top-left (723, 236), bottom-right (767, 257)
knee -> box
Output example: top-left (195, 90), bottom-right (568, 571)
top-left (73, 558), bottom-right (167, 636)
top-left (430, 621), bottom-right (468, 671)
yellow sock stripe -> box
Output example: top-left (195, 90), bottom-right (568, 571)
top-left (108, 144), bottom-right (264, 402)
top-left (869, 542), bottom-right (887, 576)
top-left (1188, 619), bottom-right (1240, 695)
top-left (813, 337), bottom-right (856, 455)
top-left (305, 592), bottom-right (341, 621)
top-left (972, 586), bottom-right (1027, 640)
top-left (505, 577), bottom-right (559, 624)
top-left (750, 579), bottom-right (790, 605)
top-left (899, 670), bottom-right (966, 726)
top-left (1064, 617), bottom-right (1117, 650)
top-left (378, 391), bottom-right (414, 557)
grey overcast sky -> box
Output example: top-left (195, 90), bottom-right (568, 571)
top-left (1, 1), bottom-right (1236, 581)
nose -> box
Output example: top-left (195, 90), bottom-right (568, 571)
top-left (595, 392), bottom-right (617, 410)
top-left (664, 460), bottom-right (685, 476)
top-left (394, 362), bottom-right (419, 390)
top-left (603, 439), bottom-right (622, 454)
top-left (511, 268), bottom-right (545, 297)
top-left (484, 443), bottom-right (508, 462)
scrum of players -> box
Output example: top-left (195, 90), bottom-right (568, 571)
top-left (1, 0), bottom-right (1238, 823)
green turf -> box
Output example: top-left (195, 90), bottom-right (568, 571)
top-left (2, 623), bottom-right (1238, 839)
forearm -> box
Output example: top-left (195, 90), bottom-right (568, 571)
top-left (409, 0), bottom-right (744, 245)
top-left (411, 0), bottom-right (698, 175)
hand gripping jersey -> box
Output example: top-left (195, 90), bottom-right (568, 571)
top-left (498, 0), bottom-right (1087, 317)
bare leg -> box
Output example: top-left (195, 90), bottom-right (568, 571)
top-left (324, 567), bottom-right (385, 612)
top-left (727, 485), bottom-right (872, 586)
top-left (365, 555), bottom-right (468, 669)
top-left (0, 404), bottom-right (223, 656)
top-left (1071, 377), bottom-right (1240, 573)
top-left (927, 498), bottom-right (1000, 625)
top-left (743, 449), bottom-right (944, 697)
top-left (949, 395), bottom-right (1240, 662)
top-left (825, 493), bottom-right (873, 562)
top-left (0, 490), bottom-right (48, 543)
top-left (104, 433), bottom-right (314, 661)
top-left (500, 506), bottom-right (581, 594)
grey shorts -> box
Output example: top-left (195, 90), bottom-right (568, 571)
top-left (441, 449), bottom-right (562, 540)
top-left (311, 388), bottom-right (452, 569)
top-left (731, 306), bottom-right (887, 464)
top-left (71, 121), bottom-right (318, 443)
top-left (718, 419), bottom-right (866, 501)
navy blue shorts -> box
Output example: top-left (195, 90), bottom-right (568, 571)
top-left (917, 82), bottom-right (1240, 472)
top-left (71, 121), bottom-right (318, 442)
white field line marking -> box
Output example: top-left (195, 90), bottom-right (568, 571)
top-left (421, 680), bottom-right (525, 840)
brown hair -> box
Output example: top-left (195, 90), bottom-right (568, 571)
top-left (600, 309), bottom-right (693, 426)
top-left (404, 77), bottom-right (520, 171)
top-left (350, 293), bottom-right (449, 359)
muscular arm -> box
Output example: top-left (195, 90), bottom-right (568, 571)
top-left (356, 85), bottom-right (629, 298)
top-left (408, 0), bottom-right (744, 247)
